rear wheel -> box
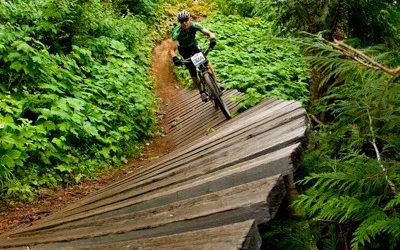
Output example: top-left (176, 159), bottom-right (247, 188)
top-left (203, 72), bottom-right (231, 120)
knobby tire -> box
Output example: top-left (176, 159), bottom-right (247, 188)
top-left (203, 72), bottom-right (231, 120)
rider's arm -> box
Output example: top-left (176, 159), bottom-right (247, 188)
top-left (169, 40), bottom-right (182, 66)
top-left (201, 29), bottom-right (215, 39)
top-left (201, 28), bottom-right (216, 49)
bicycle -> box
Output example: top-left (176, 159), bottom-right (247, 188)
top-left (180, 47), bottom-right (231, 120)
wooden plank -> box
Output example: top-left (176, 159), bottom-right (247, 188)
top-left (23, 105), bottom-right (305, 229)
top-left (15, 144), bottom-right (299, 235)
top-left (26, 100), bottom-right (297, 224)
top-left (169, 100), bottom-right (221, 132)
top-left (21, 116), bottom-right (305, 231)
top-left (116, 100), bottom-right (298, 185)
top-left (167, 90), bottom-right (239, 133)
top-left (38, 203), bottom-right (276, 249)
top-left (102, 110), bottom-right (306, 195)
top-left (169, 97), bottom-right (208, 124)
top-left (1, 175), bottom-right (283, 247)
top-left (166, 89), bottom-right (241, 124)
top-left (166, 91), bottom-right (198, 121)
top-left (156, 100), bottom-right (297, 168)
top-left (172, 99), bottom-right (296, 147)
top-left (122, 116), bottom-right (305, 198)
top-left (12, 99), bottom-right (304, 232)
top-left (28, 220), bottom-right (259, 250)
top-left (111, 99), bottom-right (287, 182)
top-left (170, 93), bottom-right (236, 132)
top-left (171, 111), bottom-right (225, 145)
top-left (166, 89), bottom-right (239, 124)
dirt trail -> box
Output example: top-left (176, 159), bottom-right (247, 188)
top-left (152, 39), bottom-right (182, 107)
top-left (0, 40), bottom-right (183, 235)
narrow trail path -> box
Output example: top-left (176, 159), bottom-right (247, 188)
top-left (0, 40), bottom-right (183, 235)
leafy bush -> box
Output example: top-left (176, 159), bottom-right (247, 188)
top-left (111, 0), bottom-right (162, 23)
top-left (262, 218), bottom-right (339, 250)
top-left (214, 0), bottom-right (257, 17)
top-left (0, 0), bottom-right (157, 203)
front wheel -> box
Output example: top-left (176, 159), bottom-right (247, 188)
top-left (203, 72), bottom-right (231, 120)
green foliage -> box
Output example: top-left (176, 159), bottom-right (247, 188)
top-left (213, 0), bottom-right (275, 19)
top-left (261, 218), bottom-right (339, 250)
top-left (174, 14), bottom-right (310, 111)
top-left (214, 0), bottom-right (257, 17)
top-left (273, 0), bottom-right (400, 47)
top-left (295, 36), bottom-right (400, 249)
top-left (0, 0), bottom-right (158, 203)
top-left (112, 0), bottom-right (162, 23)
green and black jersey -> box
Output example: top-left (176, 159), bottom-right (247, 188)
top-left (171, 21), bottom-right (205, 48)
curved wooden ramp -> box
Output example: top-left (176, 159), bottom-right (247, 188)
top-left (0, 91), bottom-right (307, 250)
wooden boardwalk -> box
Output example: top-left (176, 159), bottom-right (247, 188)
top-left (0, 90), bottom-right (307, 249)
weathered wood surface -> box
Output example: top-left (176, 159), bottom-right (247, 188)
top-left (4, 221), bottom-right (260, 250)
top-left (166, 89), bottom-right (242, 148)
top-left (0, 90), bottom-right (307, 250)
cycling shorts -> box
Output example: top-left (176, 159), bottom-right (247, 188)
top-left (178, 43), bottom-right (202, 77)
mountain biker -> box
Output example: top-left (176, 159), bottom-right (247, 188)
top-left (170, 10), bottom-right (223, 102)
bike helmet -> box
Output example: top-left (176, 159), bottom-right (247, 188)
top-left (177, 10), bottom-right (190, 21)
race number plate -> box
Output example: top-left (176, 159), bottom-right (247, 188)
top-left (191, 52), bottom-right (206, 67)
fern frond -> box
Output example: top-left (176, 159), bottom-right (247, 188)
top-left (262, 219), bottom-right (322, 250)
top-left (384, 194), bottom-right (400, 211)
top-left (351, 214), bottom-right (400, 250)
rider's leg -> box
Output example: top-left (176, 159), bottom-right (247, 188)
top-left (192, 76), bottom-right (207, 102)
top-left (191, 76), bottom-right (201, 92)
top-left (179, 44), bottom-right (208, 101)
top-left (188, 66), bottom-right (207, 102)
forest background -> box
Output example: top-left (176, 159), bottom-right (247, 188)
top-left (0, 0), bottom-right (399, 249)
